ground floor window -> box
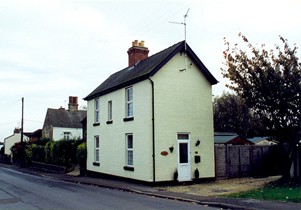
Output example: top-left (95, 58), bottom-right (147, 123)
top-left (94, 135), bottom-right (99, 163)
top-left (64, 132), bottom-right (71, 140)
top-left (126, 134), bottom-right (133, 166)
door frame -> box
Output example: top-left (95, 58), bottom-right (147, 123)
top-left (177, 133), bottom-right (191, 181)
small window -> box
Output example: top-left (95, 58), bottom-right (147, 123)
top-left (126, 134), bottom-right (133, 166)
top-left (108, 100), bottom-right (112, 121)
top-left (177, 133), bottom-right (189, 140)
top-left (94, 136), bottom-right (100, 163)
top-left (125, 87), bottom-right (133, 118)
top-left (95, 98), bottom-right (100, 123)
top-left (64, 132), bottom-right (71, 140)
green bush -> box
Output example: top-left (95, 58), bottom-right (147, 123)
top-left (76, 142), bottom-right (87, 169)
top-left (34, 138), bottom-right (51, 146)
top-left (31, 144), bottom-right (45, 162)
top-left (45, 140), bottom-right (55, 163)
top-left (44, 139), bottom-right (84, 166)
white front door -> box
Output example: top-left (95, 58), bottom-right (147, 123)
top-left (177, 134), bottom-right (191, 181)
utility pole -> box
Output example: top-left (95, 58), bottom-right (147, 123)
top-left (21, 97), bottom-right (24, 143)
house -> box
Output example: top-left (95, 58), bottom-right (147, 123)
top-left (26, 129), bottom-right (42, 143)
top-left (4, 128), bottom-right (29, 157)
top-left (214, 132), bottom-right (254, 145)
top-left (248, 137), bottom-right (278, 145)
top-left (42, 96), bottom-right (86, 141)
top-left (84, 40), bottom-right (218, 183)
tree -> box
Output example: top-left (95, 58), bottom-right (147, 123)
top-left (222, 33), bottom-right (301, 177)
top-left (214, 92), bottom-right (249, 137)
top-left (213, 92), bottom-right (264, 138)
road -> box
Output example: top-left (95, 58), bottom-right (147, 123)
top-left (0, 167), bottom-right (217, 210)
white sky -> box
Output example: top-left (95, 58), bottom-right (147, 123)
top-left (1, 0), bottom-right (300, 141)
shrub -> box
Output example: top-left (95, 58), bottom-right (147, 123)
top-left (76, 142), bottom-right (87, 169)
top-left (45, 140), bottom-right (55, 163)
top-left (34, 138), bottom-right (51, 146)
top-left (31, 144), bottom-right (45, 162)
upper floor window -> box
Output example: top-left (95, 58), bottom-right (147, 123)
top-left (125, 87), bottom-right (133, 118)
top-left (108, 100), bottom-right (112, 121)
top-left (95, 98), bottom-right (100, 123)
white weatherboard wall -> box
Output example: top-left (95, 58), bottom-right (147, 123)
top-left (151, 53), bottom-right (215, 182)
top-left (87, 80), bottom-right (154, 182)
top-left (52, 127), bottom-right (83, 141)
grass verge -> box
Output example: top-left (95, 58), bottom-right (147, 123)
top-left (224, 178), bottom-right (301, 203)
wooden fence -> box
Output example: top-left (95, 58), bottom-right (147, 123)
top-left (215, 144), bottom-right (288, 179)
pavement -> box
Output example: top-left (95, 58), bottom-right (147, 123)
top-left (1, 163), bottom-right (300, 210)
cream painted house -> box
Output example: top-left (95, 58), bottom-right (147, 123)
top-left (4, 128), bottom-right (29, 157)
top-left (84, 40), bottom-right (218, 183)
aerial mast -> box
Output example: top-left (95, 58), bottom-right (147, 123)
top-left (169, 8), bottom-right (190, 71)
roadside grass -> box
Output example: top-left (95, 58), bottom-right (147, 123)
top-left (224, 178), bottom-right (301, 203)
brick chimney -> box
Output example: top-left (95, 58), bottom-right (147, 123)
top-left (14, 127), bottom-right (20, 134)
top-left (68, 96), bottom-right (78, 112)
top-left (127, 40), bottom-right (149, 67)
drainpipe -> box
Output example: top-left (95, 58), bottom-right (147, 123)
top-left (148, 78), bottom-right (155, 183)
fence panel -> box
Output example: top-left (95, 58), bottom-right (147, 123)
top-left (215, 144), bottom-right (285, 179)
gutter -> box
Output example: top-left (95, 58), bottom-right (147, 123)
top-left (148, 78), bottom-right (155, 183)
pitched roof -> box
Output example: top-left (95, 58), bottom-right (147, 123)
top-left (43, 108), bottom-right (87, 128)
top-left (214, 132), bottom-right (254, 145)
top-left (84, 41), bottom-right (218, 100)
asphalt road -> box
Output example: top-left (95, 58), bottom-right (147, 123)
top-left (0, 167), bottom-right (218, 210)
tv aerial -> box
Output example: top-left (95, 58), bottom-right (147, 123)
top-left (169, 8), bottom-right (190, 71)
top-left (169, 8), bottom-right (190, 51)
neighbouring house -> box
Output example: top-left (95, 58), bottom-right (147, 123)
top-left (26, 129), bottom-right (42, 143)
top-left (4, 128), bottom-right (29, 157)
top-left (42, 96), bottom-right (86, 141)
top-left (214, 132), bottom-right (254, 145)
top-left (248, 137), bottom-right (278, 145)
top-left (84, 40), bottom-right (218, 183)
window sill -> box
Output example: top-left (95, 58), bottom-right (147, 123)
top-left (106, 120), bottom-right (113, 124)
top-left (93, 162), bottom-right (100, 166)
top-left (93, 123), bottom-right (100, 126)
top-left (123, 117), bottom-right (134, 122)
top-left (123, 166), bottom-right (134, 171)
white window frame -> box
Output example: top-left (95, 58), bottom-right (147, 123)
top-left (108, 100), bottom-right (112, 121)
top-left (95, 98), bottom-right (100, 123)
top-left (126, 134), bottom-right (133, 166)
top-left (125, 87), bottom-right (133, 118)
top-left (94, 135), bottom-right (100, 163)
top-left (64, 132), bottom-right (71, 140)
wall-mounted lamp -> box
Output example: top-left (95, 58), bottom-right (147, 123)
top-left (195, 139), bottom-right (200, 146)
top-left (169, 146), bottom-right (174, 153)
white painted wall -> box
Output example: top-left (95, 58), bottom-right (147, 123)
top-left (87, 80), bottom-right (154, 182)
top-left (152, 53), bottom-right (215, 181)
top-left (52, 127), bottom-right (83, 141)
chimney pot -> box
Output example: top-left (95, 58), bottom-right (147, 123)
top-left (127, 40), bottom-right (149, 67)
top-left (14, 127), bottom-right (20, 134)
top-left (68, 96), bottom-right (78, 112)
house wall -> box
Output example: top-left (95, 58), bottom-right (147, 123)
top-left (86, 80), bottom-right (154, 182)
top-left (42, 125), bottom-right (53, 140)
top-left (4, 133), bottom-right (29, 156)
top-left (151, 53), bottom-right (215, 181)
top-left (52, 127), bottom-right (83, 141)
